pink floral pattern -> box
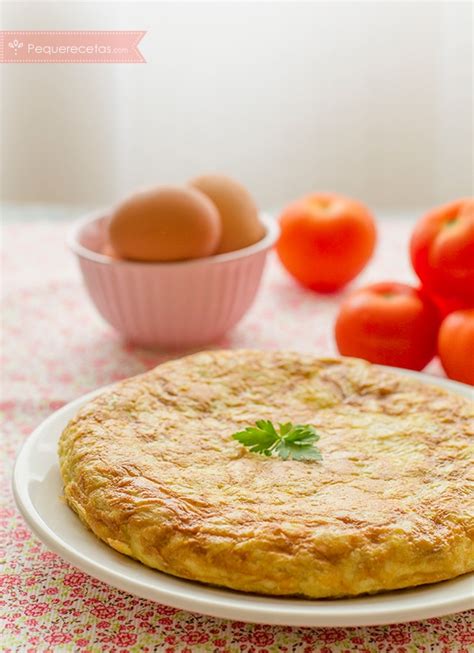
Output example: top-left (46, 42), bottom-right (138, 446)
top-left (1, 216), bottom-right (472, 651)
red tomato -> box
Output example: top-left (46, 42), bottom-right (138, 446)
top-left (438, 309), bottom-right (474, 385)
top-left (427, 291), bottom-right (472, 320)
top-left (410, 199), bottom-right (474, 306)
top-left (276, 193), bottom-right (376, 292)
top-left (335, 282), bottom-right (439, 370)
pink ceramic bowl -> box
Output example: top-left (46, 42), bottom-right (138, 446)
top-left (68, 212), bottom-right (279, 349)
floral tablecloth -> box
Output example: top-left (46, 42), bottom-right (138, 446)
top-left (1, 213), bottom-right (473, 652)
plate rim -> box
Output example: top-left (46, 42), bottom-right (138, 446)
top-left (12, 365), bottom-right (474, 627)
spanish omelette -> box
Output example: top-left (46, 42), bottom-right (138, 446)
top-left (58, 351), bottom-right (474, 598)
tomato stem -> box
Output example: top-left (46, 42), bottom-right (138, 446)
top-left (444, 217), bottom-right (458, 228)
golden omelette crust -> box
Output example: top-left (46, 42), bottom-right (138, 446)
top-left (58, 351), bottom-right (474, 598)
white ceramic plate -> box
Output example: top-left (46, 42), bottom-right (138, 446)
top-left (13, 369), bottom-right (474, 627)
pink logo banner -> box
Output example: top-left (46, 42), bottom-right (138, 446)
top-left (0, 31), bottom-right (146, 63)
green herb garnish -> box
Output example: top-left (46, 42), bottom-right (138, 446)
top-left (232, 420), bottom-right (322, 462)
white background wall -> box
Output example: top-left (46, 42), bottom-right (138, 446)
top-left (1, 1), bottom-right (472, 212)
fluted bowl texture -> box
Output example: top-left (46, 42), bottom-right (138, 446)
top-left (68, 212), bottom-right (279, 349)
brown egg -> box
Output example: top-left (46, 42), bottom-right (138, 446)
top-left (109, 186), bottom-right (221, 262)
top-left (189, 174), bottom-right (265, 254)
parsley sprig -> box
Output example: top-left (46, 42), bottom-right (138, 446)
top-left (232, 420), bottom-right (322, 462)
